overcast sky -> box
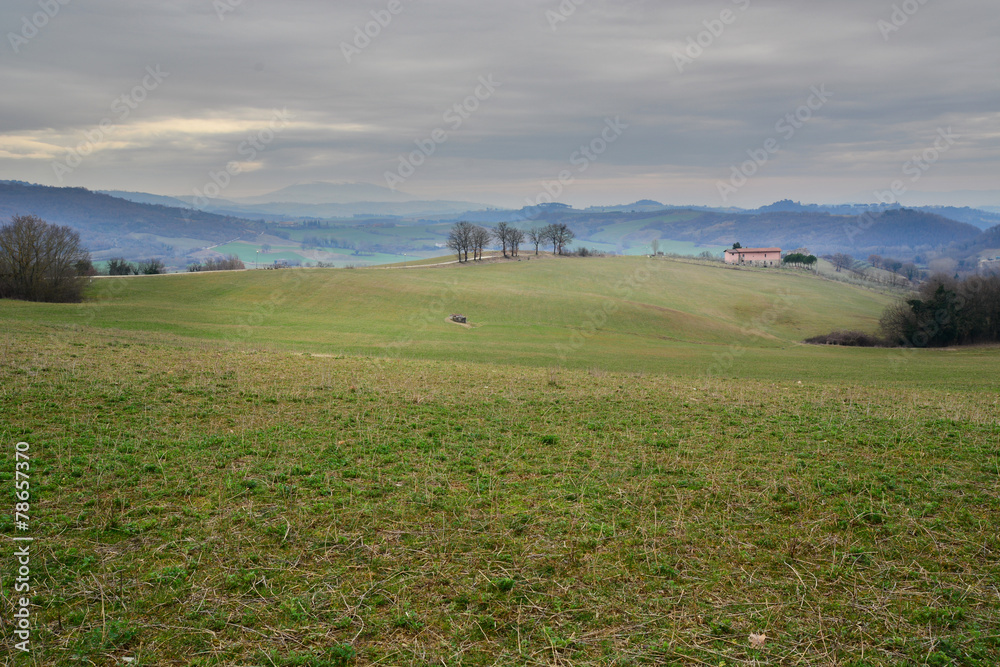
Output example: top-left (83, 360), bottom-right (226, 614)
top-left (1, 0), bottom-right (997, 208)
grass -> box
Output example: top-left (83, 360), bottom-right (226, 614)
top-left (0, 256), bottom-right (912, 381)
top-left (1, 328), bottom-right (998, 665)
top-left (1, 256), bottom-right (998, 665)
top-left (2, 254), bottom-right (995, 390)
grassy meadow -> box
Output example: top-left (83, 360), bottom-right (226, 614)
top-left (1, 256), bottom-right (998, 665)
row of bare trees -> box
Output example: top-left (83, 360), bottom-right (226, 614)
top-left (447, 221), bottom-right (575, 263)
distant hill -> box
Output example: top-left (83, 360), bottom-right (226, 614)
top-left (584, 200), bottom-right (668, 213)
top-left (501, 206), bottom-right (983, 258)
top-left (99, 190), bottom-right (192, 209)
top-left (913, 206), bottom-right (1000, 230)
top-left (192, 199), bottom-right (492, 220)
top-left (237, 181), bottom-right (414, 205)
top-left (215, 180), bottom-right (490, 217)
top-left (945, 224), bottom-right (1000, 266)
top-left (751, 200), bottom-right (1000, 230)
top-left (1, 182), bottom-right (988, 269)
top-left (0, 182), bottom-right (263, 261)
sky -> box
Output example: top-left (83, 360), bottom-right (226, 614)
top-left (0, 0), bottom-right (998, 209)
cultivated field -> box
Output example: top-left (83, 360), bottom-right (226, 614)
top-left (1, 257), bottom-right (998, 665)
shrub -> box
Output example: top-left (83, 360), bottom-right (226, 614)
top-left (137, 258), bottom-right (165, 275)
top-left (804, 331), bottom-right (886, 347)
top-left (107, 257), bottom-right (137, 275)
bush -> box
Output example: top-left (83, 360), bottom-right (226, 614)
top-left (804, 331), bottom-right (886, 347)
top-left (107, 257), bottom-right (137, 275)
top-left (136, 258), bottom-right (165, 275)
top-left (75, 258), bottom-right (98, 277)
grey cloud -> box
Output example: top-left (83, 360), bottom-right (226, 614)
top-left (0, 0), bottom-right (997, 207)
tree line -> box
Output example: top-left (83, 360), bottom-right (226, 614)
top-left (447, 222), bottom-right (574, 263)
top-left (880, 273), bottom-right (1000, 347)
top-left (187, 255), bottom-right (245, 272)
top-left (782, 252), bottom-right (818, 267)
top-left (807, 272), bottom-right (1000, 347)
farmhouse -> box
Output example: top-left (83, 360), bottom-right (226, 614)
top-left (724, 247), bottom-right (781, 267)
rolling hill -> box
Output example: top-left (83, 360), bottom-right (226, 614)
top-left (0, 181), bottom-right (263, 262)
top-left (514, 206), bottom-right (984, 259)
top-left (0, 254), bottom-right (938, 383)
top-left (1, 181), bottom-right (993, 272)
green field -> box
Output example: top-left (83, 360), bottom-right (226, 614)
top-left (2, 257), bottom-right (999, 665)
top-left (2, 255), bottom-right (991, 387)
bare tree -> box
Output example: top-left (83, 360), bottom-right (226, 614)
top-left (137, 259), bottom-right (165, 275)
top-left (545, 223), bottom-right (574, 255)
top-left (868, 254), bottom-right (882, 269)
top-left (831, 253), bottom-right (853, 272)
top-left (107, 257), bottom-right (136, 275)
top-left (0, 214), bottom-right (90, 302)
top-left (447, 221), bottom-right (474, 263)
top-left (509, 227), bottom-right (525, 257)
top-left (493, 222), bottom-right (511, 257)
top-left (527, 227), bottom-right (543, 255)
top-left (188, 255), bottom-right (246, 272)
top-left (471, 225), bottom-right (491, 261)
top-left (541, 224), bottom-right (555, 254)
top-left (651, 238), bottom-right (660, 255)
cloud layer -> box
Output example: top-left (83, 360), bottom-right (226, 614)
top-left (1, 0), bottom-right (997, 207)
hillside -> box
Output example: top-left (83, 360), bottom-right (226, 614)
top-left (193, 198), bottom-right (494, 220)
top-left (749, 200), bottom-right (1000, 230)
top-left (98, 190), bottom-right (192, 209)
top-left (0, 182), bottom-right (263, 260)
top-left (0, 255), bottom-right (924, 382)
top-left (0, 181), bottom-right (988, 270)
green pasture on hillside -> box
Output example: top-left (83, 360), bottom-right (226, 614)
top-left (1, 256), bottom-right (998, 665)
